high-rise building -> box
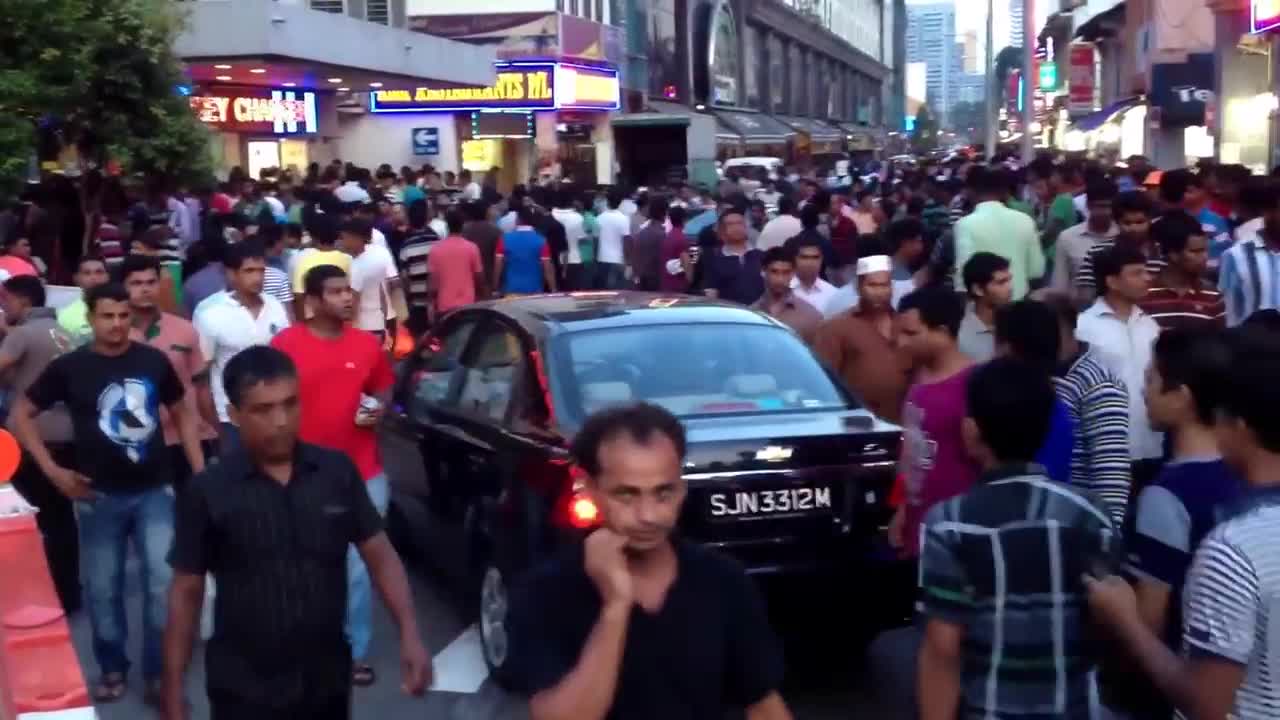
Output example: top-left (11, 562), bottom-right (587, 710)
top-left (1007, 0), bottom-right (1024, 51)
top-left (960, 29), bottom-right (980, 74)
top-left (905, 1), bottom-right (960, 123)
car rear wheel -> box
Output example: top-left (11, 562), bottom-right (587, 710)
top-left (478, 564), bottom-right (511, 679)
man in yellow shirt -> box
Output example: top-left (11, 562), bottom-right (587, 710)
top-left (291, 213), bottom-right (351, 304)
top-left (57, 255), bottom-right (110, 344)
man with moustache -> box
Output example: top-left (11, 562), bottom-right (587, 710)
top-left (504, 403), bottom-right (793, 720)
top-left (813, 255), bottom-right (910, 423)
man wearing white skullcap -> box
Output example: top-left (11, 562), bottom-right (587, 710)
top-left (812, 254), bottom-right (909, 423)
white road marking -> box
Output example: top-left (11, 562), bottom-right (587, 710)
top-left (430, 624), bottom-right (489, 694)
top-left (19, 708), bottom-right (99, 720)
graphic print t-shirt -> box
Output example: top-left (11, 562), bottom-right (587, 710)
top-left (899, 367), bottom-right (978, 557)
top-left (26, 342), bottom-right (184, 493)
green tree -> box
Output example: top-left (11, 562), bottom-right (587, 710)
top-left (0, 0), bottom-right (211, 222)
top-left (911, 103), bottom-right (940, 154)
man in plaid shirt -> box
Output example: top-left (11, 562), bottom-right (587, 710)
top-left (917, 358), bottom-right (1124, 720)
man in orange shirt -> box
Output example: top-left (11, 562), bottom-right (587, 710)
top-left (426, 208), bottom-right (485, 323)
top-left (120, 254), bottom-right (218, 486)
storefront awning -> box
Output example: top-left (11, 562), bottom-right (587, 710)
top-left (611, 100), bottom-right (693, 128)
top-left (1071, 96), bottom-right (1144, 132)
top-left (778, 116), bottom-right (844, 143)
top-left (713, 110), bottom-right (795, 144)
top-left (1073, 2), bottom-right (1125, 42)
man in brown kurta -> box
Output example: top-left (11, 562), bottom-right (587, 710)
top-left (751, 246), bottom-right (823, 344)
top-left (813, 255), bottom-right (910, 423)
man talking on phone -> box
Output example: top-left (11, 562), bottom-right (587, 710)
top-left (504, 403), bottom-right (793, 720)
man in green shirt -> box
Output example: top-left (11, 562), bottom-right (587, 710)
top-left (953, 167), bottom-right (1045, 301)
top-left (1030, 159), bottom-right (1082, 278)
top-left (56, 255), bottom-right (109, 344)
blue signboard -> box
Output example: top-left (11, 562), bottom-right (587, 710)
top-left (412, 127), bottom-right (439, 156)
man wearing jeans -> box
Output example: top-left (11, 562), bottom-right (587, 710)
top-left (10, 282), bottom-right (205, 706)
top-left (271, 264), bottom-right (395, 688)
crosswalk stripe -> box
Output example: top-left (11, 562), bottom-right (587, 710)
top-left (429, 624), bottom-right (490, 694)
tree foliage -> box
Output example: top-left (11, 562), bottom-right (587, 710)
top-left (0, 0), bottom-right (212, 201)
top-left (911, 104), bottom-right (939, 153)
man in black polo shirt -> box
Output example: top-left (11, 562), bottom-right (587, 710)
top-left (162, 346), bottom-right (429, 720)
top-left (504, 403), bottom-right (793, 720)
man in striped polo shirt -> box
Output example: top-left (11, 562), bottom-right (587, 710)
top-left (1087, 327), bottom-right (1280, 720)
top-left (1141, 211), bottom-right (1225, 330)
top-left (918, 358), bottom-right (1121, 720)
top-left (1076, 191), bottom-right (1165, 308)
top-left (1219, 181), bottom-right (1280, 326)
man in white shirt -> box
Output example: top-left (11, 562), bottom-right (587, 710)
top-left (338, 218), bottom-right (398, 343)
top-left (757, 196), bottom-right (804, 251)
top-left (551, 191), bottom-right (589, 290)
top-left (596, 188), bottom-right (632, 289)
top-left (789, 234), bottom-right (837, 312)
top-left (460, 169), bottom-right (482, 201)
top-left (1051, 179), bottom-right (1119, 298)
top-left (334, 181), bottom-right (371, 204)
top-left (192, 242), bottom-right (290, 452)
top-left (1075, 243), bottom-right (1163, 485)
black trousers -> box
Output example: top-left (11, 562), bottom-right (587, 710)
top-left (208, 690), bottom-right (350, 720)
top-left (10, 446), bottom-right (80, 614)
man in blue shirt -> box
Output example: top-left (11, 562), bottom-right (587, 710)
top-left (494, 205), bottom-right (556, 295)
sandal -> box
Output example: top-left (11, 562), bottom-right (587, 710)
top-left (352, 663), bottom-right (376, 687)
top-left (92, 673), bottom-right (127, 703)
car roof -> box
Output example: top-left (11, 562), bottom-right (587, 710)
top-left (467, 292), bottom-right (782, 339)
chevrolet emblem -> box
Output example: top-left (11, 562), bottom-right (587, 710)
top-left (754, 445), bottom-right (794, 462)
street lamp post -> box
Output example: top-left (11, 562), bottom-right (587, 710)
top-left (985, 0), bottom-right (997, 159)
top-left (1022, 0), bottom-right (1035, 162)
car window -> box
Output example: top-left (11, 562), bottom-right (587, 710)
top-left (548, 323), bottom-right (850, 426)
top-left (456, 323), bottom-right (524, 423)
top-left (409, 318), bottom-right (478, 418)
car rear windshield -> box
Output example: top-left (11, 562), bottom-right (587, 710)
top-left (548, 323), bottom-right (851, 425)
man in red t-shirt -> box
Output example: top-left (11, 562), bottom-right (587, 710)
top-left (426, 207), bottom-right (484, 323)
top-left (270, 263), bottom-right (394, 688)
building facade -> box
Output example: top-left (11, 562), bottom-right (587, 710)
top-left (905, 2), bottom-right (962, 123)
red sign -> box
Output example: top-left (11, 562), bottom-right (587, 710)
top-left (189, 90), bottom-right (317, 134)
top-left (1068, 43), bottom-right (1096, 117)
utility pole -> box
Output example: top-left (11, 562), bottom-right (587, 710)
top-left (984, 0), bottom-right (996, 159)
top-left (1021, 0), bottom-right (1035, 162)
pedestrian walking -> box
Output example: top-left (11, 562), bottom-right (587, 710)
top-left (956, 252), bottom-right (1013, 363)
top-left (11, 282), bottom-right (204, 706)
top-left (505, 403), bottom-right (793, 720)
top-left (57, 254), bottom-right (110, 344)
top-left (788, 235), bottom-right (838, 312)
top-left (163, 345), bottom-right (429, 720)
top-left (700, 208), bottom-right (764, 304)
top-left (495, 205), bottom-right (556, 295)
top-left (271, 264), bottom-right (396, 688)
top-left (751, 246), bottom-right (821, 344)
top-left (1075, 191), bottom-right (1164, 307)
top-left (1141, 212), bottom-right (1225, 330)
top-left (952, 167), bottom-right (1043, 301)
top-left (425, 208), bottom-right (484, 323)
top-left (338, 217), bottom-right (398, 344)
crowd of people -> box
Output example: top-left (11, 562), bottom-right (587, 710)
top-left (0, 150), bottom-right (1279, 720)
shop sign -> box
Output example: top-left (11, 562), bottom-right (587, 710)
top-left (1151, 53), bottom-right (1215, 127)
top-left (1068, 43), bottom-right (1096, 117)
top-left (1039, 64), bottom-right (1057, 91)
top-left (1253, 0), bottom-right (1280, 34)
top-left (189, 90), bottom-right (317, 134)
top-left (412, 128), bottom-right (439, 156)
top-left (371, 62), bottom-right (618, 113)
top-left (372, 65), bottom-right (555, 112)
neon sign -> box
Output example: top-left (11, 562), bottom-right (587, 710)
top-left (1254, 0), bottom-right (1280, 33)
top-left (371, 62), bottom-right (619, 113)
top-left (189, 90), bottom-right (318, 134)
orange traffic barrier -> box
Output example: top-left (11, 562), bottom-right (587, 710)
top-left (0, 429), bottom-right (93, 720)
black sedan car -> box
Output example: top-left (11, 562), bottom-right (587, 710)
top-left (382, 292), bottom-right (902, 682)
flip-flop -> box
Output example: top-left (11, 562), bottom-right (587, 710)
top-left (352, 664), bottom-right (376, 687)
top-left (92, 673), bottom-right (126, 703)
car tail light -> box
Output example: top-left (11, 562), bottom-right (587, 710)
top-left (556, 464), bottom-right (602, 531)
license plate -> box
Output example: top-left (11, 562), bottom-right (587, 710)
top-left (708, 486), bottom-right (832, 518)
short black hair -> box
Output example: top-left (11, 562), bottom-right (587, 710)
top-left (1112, 190), bottom-right (1153, 220)
top-left (967, 357), bottom-right (1055, 461)
top-left (762, 246), bottom-right (796, 268)
top-left (223, 345), bottom-right (298, 408)
top-left (119, 253), bottom-right (162, 282)
top-left (994, 301), bottom-right (1060, 375)
top-left (1086, 178), bottom-right (1118, 205)
top-left (648, 195), bottom-right (669, 222)
top-left (1152, 328), bottom-right (1232, 425)
top-left (668, 205), bottom-right (687, 228)
top-left (258, 221), bottom-right (285, 247)
top-left (887, 218), bottom-right (924, 251)
top-left (338, 217), bottom-right (373, 242)
top-left (1041, 292), bottom-right (1079, 330)
top-left (792, 233), bottom-right (823, 254)
top-left (1218, 327), bottom-right (1280, 452)
top-left (283, 222), bottom-right (304, 240)
top-left (962, 252), bottom-right (1010, 298)
top-left (75, 254), bottom-right (107, 273)
top-left (606, 187), bottom-right (624, 209)
top-left (304, 264), bottom-right (348, 297)
top-left (898, 286), bottom-right (966, 338)
top-left (1152, 210), bottom-right (1205, 255)
top-left (85, 282), bottom-right (129, 313)
top-left (225, 239), bottom-right (267, 270)
top-left (799, 202), bottom-right (821, 229)
top-left (1094, 243), bottom-right (1147, 287)
top-left (1159, 168), bottom-right (1192, 205)
top-left (718, 207), bottom-right (745, 225)
top-left (1243, 308), bottom-right (1280, 336)
top-left (445, 208), bottom-right (465, 235)
top-left (570, 402), bottom-right (687, 477)
top-left (975, 166), bottom-right (1009, 196)
top-left (2, 274), bottom-right (44, 307)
